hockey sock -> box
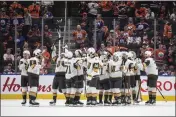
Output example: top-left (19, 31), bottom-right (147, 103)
top-left (149, 91), bottom-right (152, 100)
top-left (70, 94), bottom-right (75, 103)
top-left (53, 93), bottom-right (57, 102)
top-left (22, 92), bottom-right (27, 100)
top-left (74, 93), bottom-right (81, 101)
top-left (104, 92), bottom-right (108, 102)
top-left (99, 92), bottom-right (103, 102)
top-left (108, 92), bottom-right (112, 102)
top-left (92, 93), bottom-right (97, 101)
top-left (86, 93), bottom-right (91, 101)
top-left (132, 91), bottom-right (136, 100)
top-left (152, 92), bottom-right (156, 100)
top-left (29, 91), bottom-right (36, 100)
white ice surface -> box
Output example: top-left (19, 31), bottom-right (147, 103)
top-left (1, 100), bottom-right (175, 116)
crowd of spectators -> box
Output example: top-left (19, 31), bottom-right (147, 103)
top-left (76, 1), bottom-right (176, 76)
top-left (0, 1), bottom-right (175, 76)
top-left (0, 1), bottom-right (53, 74)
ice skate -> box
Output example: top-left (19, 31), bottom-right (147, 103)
top-left (29, 100), bottom-right (39, 107)
top-left (49, 100), bottom-right (56, 106)
top-left (21, 99), bottom-right (26, 106)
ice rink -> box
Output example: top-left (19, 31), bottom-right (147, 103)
top-left (1, 100), bottom-right (175, 116)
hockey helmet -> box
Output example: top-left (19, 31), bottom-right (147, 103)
top-left (75, 49), bottom-right (83, 57)
top-left (66, 51), bottom-right (73, 59)
top-left (33, 49), bottom-right (42, 57)
top-left (23, 50), bottom-right (30, 59)
top-left (144, 51), bottom-right (152, 58)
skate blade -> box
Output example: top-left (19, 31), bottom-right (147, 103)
top-left (49, 103), bottom-right (56, 106)
top-left (77, 104), bottom-right (84, 107)
top-left (21, 104), bottom-right (26, 106)
top-left (104, 104), bottom-right (110, 106)
top-left (29, 104), bottom-right (40, 107)
top-left (97, 104), bottom-right (103, 106)
top-left (86, 104), bottom-right (93, 107)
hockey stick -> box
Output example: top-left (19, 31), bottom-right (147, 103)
top-left (157, 87), bottom-right (167, 102)
top-left (136, 79), bottom-right (142, 102)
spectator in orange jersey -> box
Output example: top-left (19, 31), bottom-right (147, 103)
top-left (73, 25), bottom-right (87, 49)
top-left (41, 46), bottom-right (51, 74)
top-left (126, 18), bottom-right (136, 36)
top-left (10, 1), bottom-right (22, 14)
top-left (116, 46), bottom-right (128, 52)
top-left (106, 41), bottom-right (116, 55)
top-left (28, 2), bottom-right (40, 18)
top-left (163, 21), bottom-right (172, 48)
top-left (135, 4), bottom-right (146, 18)
top-left (163, 21), bottom-right (172, 39)
top-left (99, 1), bottom-right (113, 17)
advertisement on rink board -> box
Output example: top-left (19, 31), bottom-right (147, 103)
top-left (0, 75), bottom-right (175, 101)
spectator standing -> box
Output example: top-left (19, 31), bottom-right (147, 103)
top-left (72, 25), bottom-right (87, 49)
top-left (158, 6), bottom-right (168, 20)
top-left (99, 1), bottom-right (113, 17)
top-left (135, 4), bottom-right (146, 18)
top-left (23, 8), bottom-right (32, 39)
top-left (136, 18), bottom-right (149, 37)
top-left (41, 46), bottom-right (51, 74)
top-left (44, 25), bottom-right (52, 53)
top-left (27, 24), bottom-right (41, 50)
top-left (88, 1), bottom-right (99, 17)
top-left (28, 2), bottom-right (40, 18)
top-left (170, 8), bottom-right (176, 21)
top-left (42, 7), bottom-right (53, 19)
top-left (79, 2), bottom-right (88, 15)
top-left (163, 21), bottom-right (172, 48)
top-left (126, 18), bottom-right (136, 36)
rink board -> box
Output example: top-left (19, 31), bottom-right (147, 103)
top-left (0, 75), bottom-right (176, 101)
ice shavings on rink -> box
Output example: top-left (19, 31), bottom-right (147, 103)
top-left (1, 100), bottom-right (175, 116)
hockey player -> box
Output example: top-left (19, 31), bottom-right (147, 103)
top-left (73, 49), bottom-right (85, 106)
top-left (108, 52), bottom-right (123, 106)
top-left (65, 51), bottom-right (79, 106)
top-left (49, 53), bottom-right (67, 106)
top-left (133, 52), bottom-right (143, 103)
top-left (86, 48), bottom-right (103, 106)
top-left (128, 51), bottom-right (138, 103)
top-left (27, 49), bottom-right (42, 106)
top-left (143, 51), bottom-right (158, 105)
top-left (121, 52), bottom-right (135, 105)
top-left (19, 50), bottom-right (30, 106)
top-left (98, 51), bottom-right (110, 106)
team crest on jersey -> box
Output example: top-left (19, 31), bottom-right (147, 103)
top-left (93, 63), bottom-right (99, 73)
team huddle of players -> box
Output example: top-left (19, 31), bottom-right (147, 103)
top-left (18, 47), bottom-right (158, 107)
